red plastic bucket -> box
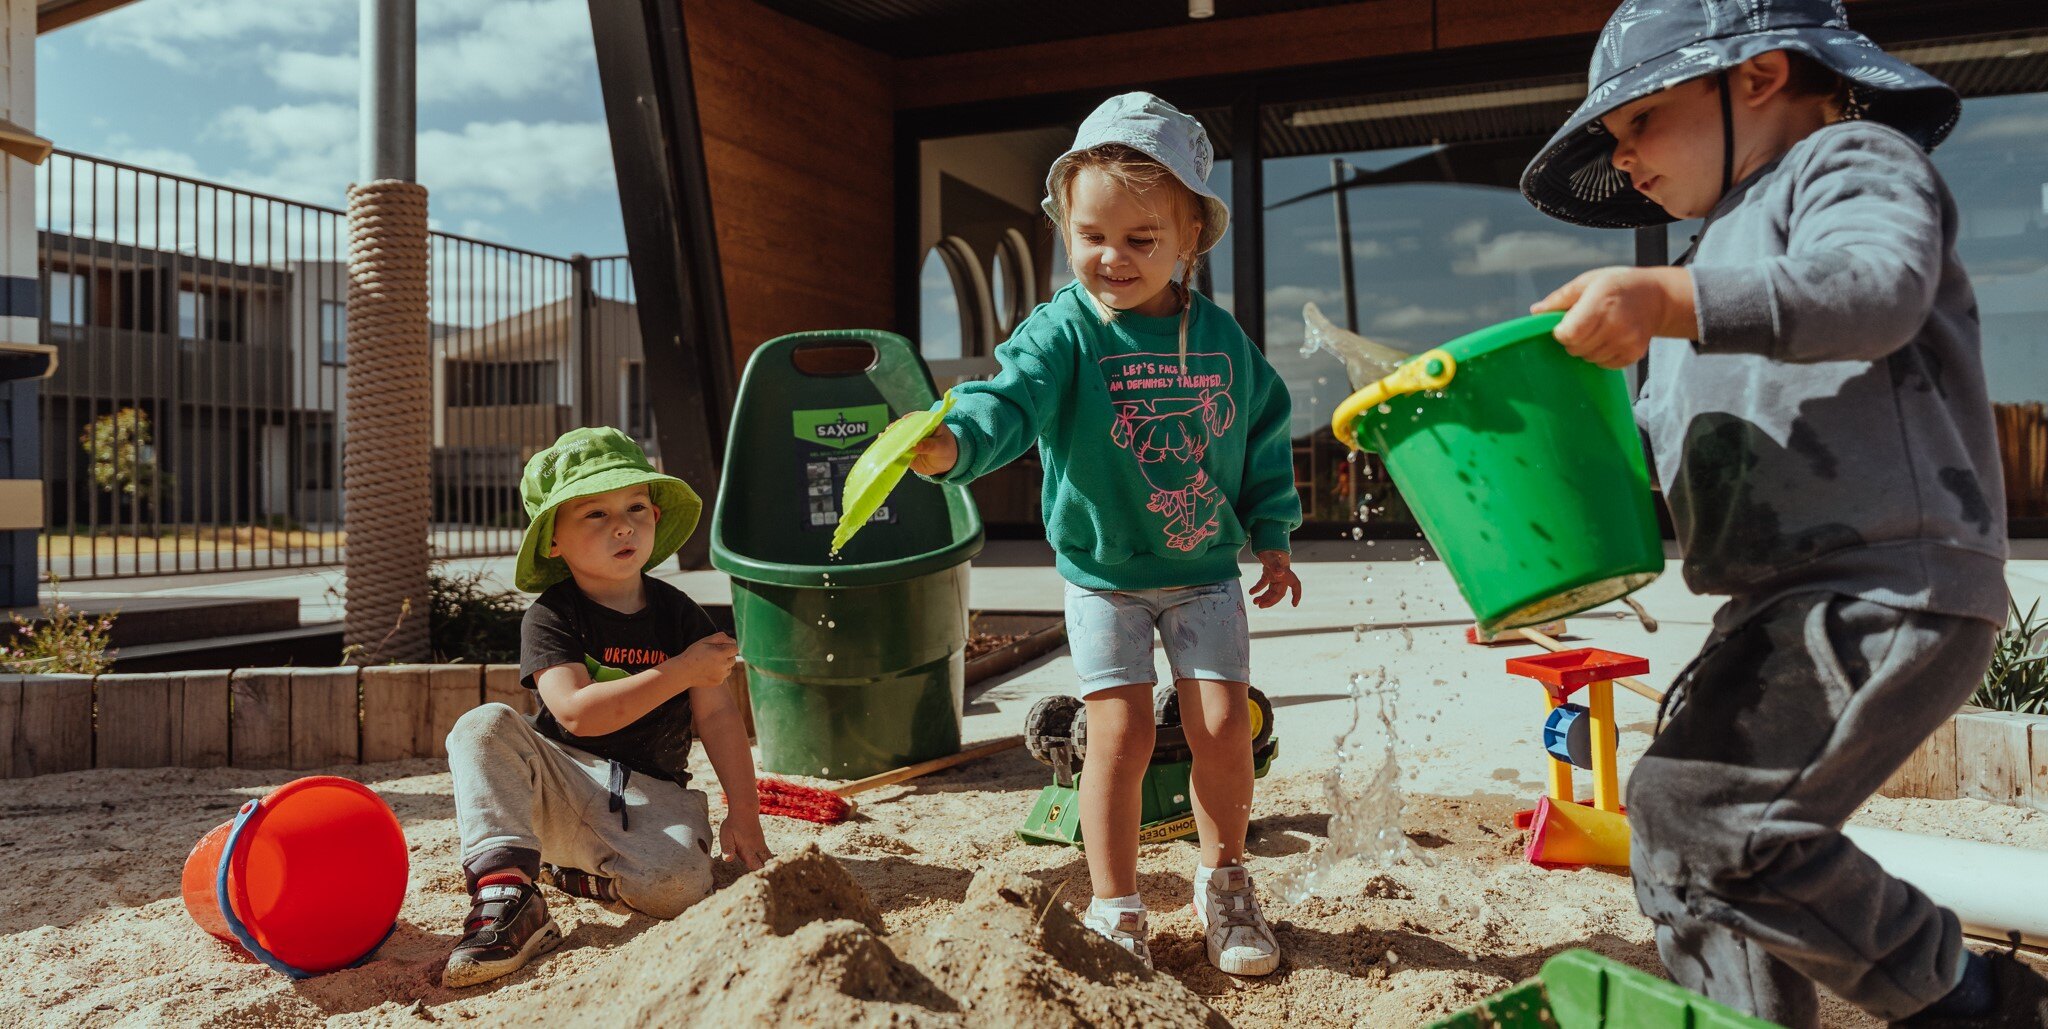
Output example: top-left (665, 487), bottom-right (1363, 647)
top-left (181, 776), bottom-right (409, 977)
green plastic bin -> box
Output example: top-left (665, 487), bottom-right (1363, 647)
top-left (710, 330), bottom-right (984, 780)
top-left (1330, 313), bottom-right (1663, 634)
top-left (1427, 949), bottom-right (1783, 1028)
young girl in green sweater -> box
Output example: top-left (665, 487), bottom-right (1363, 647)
top-left (909, 92), bottom-right (1303, 976)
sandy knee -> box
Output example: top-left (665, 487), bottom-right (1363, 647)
top-left (619, 851), bottom-right (714, 919)
top-left (446, 702), bottom-right (526, 755)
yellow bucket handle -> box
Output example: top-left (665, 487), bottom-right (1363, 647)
top-left (1329, 349), bottom-right (1457, 450)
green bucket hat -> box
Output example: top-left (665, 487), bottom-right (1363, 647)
top-left (515, 427), bottom-right (702, 592)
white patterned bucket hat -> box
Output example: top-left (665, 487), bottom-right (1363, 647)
top-left (1521, 0), bottom-right (1961, 228)
top-left (1042, 92), bottom-right (1230, 255)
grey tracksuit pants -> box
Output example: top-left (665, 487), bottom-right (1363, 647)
top-left (1627, 593), bottom-right (1996, 1027)
top-left (446, 703), bottom-right (714, 919)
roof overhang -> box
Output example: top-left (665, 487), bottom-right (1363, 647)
top-left (38, 0), bottom-right (147, 35)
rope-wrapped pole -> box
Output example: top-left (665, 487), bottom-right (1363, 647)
top-left (342, 180), bottom-right (432, 661)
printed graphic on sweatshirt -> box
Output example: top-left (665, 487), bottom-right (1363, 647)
top-left (1099, 352), bottom-right (1237, 552)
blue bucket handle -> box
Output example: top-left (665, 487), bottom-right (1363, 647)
top-left (214, 796), bottom-right (398, 979)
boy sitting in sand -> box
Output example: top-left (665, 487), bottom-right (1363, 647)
top-left (1520, 1), bottom-right (2045, 1026)
top-left (440, 427), bottom-right (771, 988)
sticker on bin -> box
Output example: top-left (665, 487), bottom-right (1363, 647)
top-left (791, 405), bottom-right (896, 534)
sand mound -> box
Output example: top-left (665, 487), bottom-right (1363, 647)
top-left (516, 844), bottom-right (1223, 1028)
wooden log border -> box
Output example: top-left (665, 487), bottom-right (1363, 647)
top-left (0, 665), bottom-right (522, 779)
top-left (0, 615), bottom-right (1063, 779)
top-left (5, 662), bottom-right (811, 779)
top-left (1882, 706), bottom-right (2048, 813)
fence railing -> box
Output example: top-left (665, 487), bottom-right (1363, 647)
top-left (34, 150), bottom-right (653, 581)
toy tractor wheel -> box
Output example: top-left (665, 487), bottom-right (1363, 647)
top-left (1247, 687), bottom-right (1275, 753)
top-left (1025, 695), bottom-right (1083, 768)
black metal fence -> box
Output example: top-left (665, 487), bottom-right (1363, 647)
top-left (36, 150), bottom-right (654, 580)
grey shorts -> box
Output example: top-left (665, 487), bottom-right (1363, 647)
top-left (1063, 579), bottom-right (1252, 696)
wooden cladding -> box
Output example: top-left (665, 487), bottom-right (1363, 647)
top-left (895, 0), bottom-right (1434, 111)
top-left (684, 0), bottom-right (897, 363)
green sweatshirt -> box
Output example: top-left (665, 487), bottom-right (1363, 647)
top-left (932, 281), bottom-right (1301, 591)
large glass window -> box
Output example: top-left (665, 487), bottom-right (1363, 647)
top-left (1935, 90), bottom-right (2048, 519)
top-left (49, 270), bottom-right (88, 326)
top-left (905, 32), bottom-right (2048, 535)
top-left (319, 300), bottom-right (347, 365)
top-left (1261, 82), bottom-right (1620, 524)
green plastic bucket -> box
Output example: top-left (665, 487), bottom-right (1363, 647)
top-left (1426, 949), bottom-right (1782, 1028)
top-left (710, 330), bottom-right (983, 780)
top-left (1330, 313), bottom-right (1662, 634)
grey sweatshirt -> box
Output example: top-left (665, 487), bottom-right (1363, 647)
top-left (1640, 119), bottom-right (2008, 631)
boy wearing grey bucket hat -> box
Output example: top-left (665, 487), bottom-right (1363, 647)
top-left (1520, 2), bottom-right (2043, 1027)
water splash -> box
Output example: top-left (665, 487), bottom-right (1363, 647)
top-left (1272, 655), bottom-right (1426, 905)
top-left (1301, 302), bottom-right (1412, 391)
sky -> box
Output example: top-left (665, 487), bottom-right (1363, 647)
top-left (36, 0), bottom-right (629, 259)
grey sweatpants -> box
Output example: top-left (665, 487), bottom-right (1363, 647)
top-left (446, 703), bottom-right (715, 919)
top-left (1627, 593), bottom-right (1997, 1027)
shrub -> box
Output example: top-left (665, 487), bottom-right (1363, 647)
top-left (430, 568), bottom-right (525, 664)
top-left (0, 590), bottom-right (115, 675)
top-left (1973, 597), bottom-right (2048, 715)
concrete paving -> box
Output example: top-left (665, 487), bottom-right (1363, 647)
top-left (39, 538), bottom-right (2048, 803)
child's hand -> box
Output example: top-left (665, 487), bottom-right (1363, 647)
top-left (719, 812), bottom-right (773, 870)
top-left (906, 421), bottom-right (959, 476)
top-left (1250, 550), bottom-right (1302, 609)
top-left (667, 632), bottom-right (740, 689)
top-left (1531, 266), bottom-right (1695, 370)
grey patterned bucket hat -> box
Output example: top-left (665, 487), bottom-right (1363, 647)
top-left (1521, 0), bottom-right (1961, 228)
top-left (1043, 92), bottom-right (1230, 255)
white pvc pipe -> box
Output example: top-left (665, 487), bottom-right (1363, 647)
top-left (1845, 826), bottom-right (2048, 949)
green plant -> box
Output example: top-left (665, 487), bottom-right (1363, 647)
top-left (1973, 597), bottom-right (2048, 715)
top-left (0, 584), bottom-right (115, 675)
top-left (80, 407), bottom-right (174, 519)
top-left (429, 568), bottom-right (525, 664)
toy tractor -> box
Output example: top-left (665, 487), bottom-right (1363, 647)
top-left (1016, 684), bottom-right (1279, 847)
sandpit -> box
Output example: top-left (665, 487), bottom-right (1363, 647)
top-left (4, 744), bottom-right (2045, 1027)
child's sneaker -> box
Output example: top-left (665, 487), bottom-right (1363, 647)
top-left (1894, 934), bottom-right (2048, 1028)
top-left (1080, 902), bottom-right (1153, 970)
top-left (540, 862), bottom-right (621, 904)
top-left (442, 880), bottom-right (563, 988)
top-left (1193, 865), bottom-right (1280, 976)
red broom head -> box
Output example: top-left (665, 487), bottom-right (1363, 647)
top-left (752, 778), bottom-right (853, 825)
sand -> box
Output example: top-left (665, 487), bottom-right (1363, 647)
top-left (4, 747), bottom-right (2046, 1027)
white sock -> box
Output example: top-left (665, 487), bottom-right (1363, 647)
top-left (1088, 893), bottom-right (1145, 921)
top-left (1196, 862), bottom-right (1243, 891)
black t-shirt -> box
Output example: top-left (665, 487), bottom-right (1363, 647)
top-left (518, 576), bottom-right (721, 785)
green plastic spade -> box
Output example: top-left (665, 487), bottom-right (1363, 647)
top-left (831, 392), bottom-right (956, 555)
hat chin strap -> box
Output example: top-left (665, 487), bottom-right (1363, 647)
top-left (1718, 70), bottom-right (1736, 200)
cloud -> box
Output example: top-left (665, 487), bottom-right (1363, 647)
top-left (1264, 285), bottom-right (1342, 313)
top-left (196, 101), bottom-right (612, 213)
top-left (1372, 305), bottom-right (1472, 332)
top-left (1305, 238), bottom-right (1392, 260)
top-left (1446, 218), bottom-right (1489, 247)
top-left (78, 0), bottom-right (351, 65)
top-left (420, 0), bottom-right (593, 102)
top-left (419, 120), bottom-right (614, 210)
top-left (269, 49), bottom-right (360, 96)
top-left (1452, 230), bottom-right (1627, 276)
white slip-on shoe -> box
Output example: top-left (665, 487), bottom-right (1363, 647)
top-left (1080, 904), bottom-right (1154, 970)
top-left (1193, 865), bottom-right (1280, 976)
